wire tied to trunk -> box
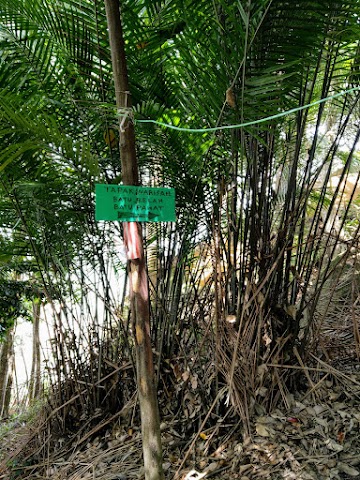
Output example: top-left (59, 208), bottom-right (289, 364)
top-left (117, 91), bottom-right (133, 132)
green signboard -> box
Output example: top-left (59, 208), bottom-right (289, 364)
top-left (95, 184), bottom-right (176, 222)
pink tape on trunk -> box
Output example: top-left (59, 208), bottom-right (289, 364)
top-left (123, 222), bottom-right (142, 260)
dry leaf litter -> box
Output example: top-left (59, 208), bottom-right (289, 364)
top-left (1, 358), bottom-right (360, 480)
top-left (2, 290), bottom-right (360, 480)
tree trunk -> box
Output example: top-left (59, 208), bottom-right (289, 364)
top-left (0, 327), bottom-right (15, 418)
top-left (103, 1), bottom-right (164, 479)
top-left (29, 300), bottom-right (41, 401)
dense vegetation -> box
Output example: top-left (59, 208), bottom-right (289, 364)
top-left (0, 1), bottom-right (360, 479)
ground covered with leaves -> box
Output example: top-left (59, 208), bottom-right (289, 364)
top-left (2, 282), bottom-right (360, 480)
top-left (1, 355), bottom-right (360, 480)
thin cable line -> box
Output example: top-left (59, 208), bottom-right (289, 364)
top-left (134, 86), bottom-right (360, 133)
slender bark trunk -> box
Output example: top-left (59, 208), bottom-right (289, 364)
top-left (29, 300), bottom-right (41, 401)
top-left (0, 327), bottom-right (14, 418)
top-left (103, 2), bottom-right (164, 479)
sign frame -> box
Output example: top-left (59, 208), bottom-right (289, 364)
top-left (95, 184), bottom-right (176, 222)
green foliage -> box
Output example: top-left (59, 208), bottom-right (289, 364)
top-left (0, 279), bottom-right (33, 337)
top-left (0, 0), bottom-right (360, 432)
